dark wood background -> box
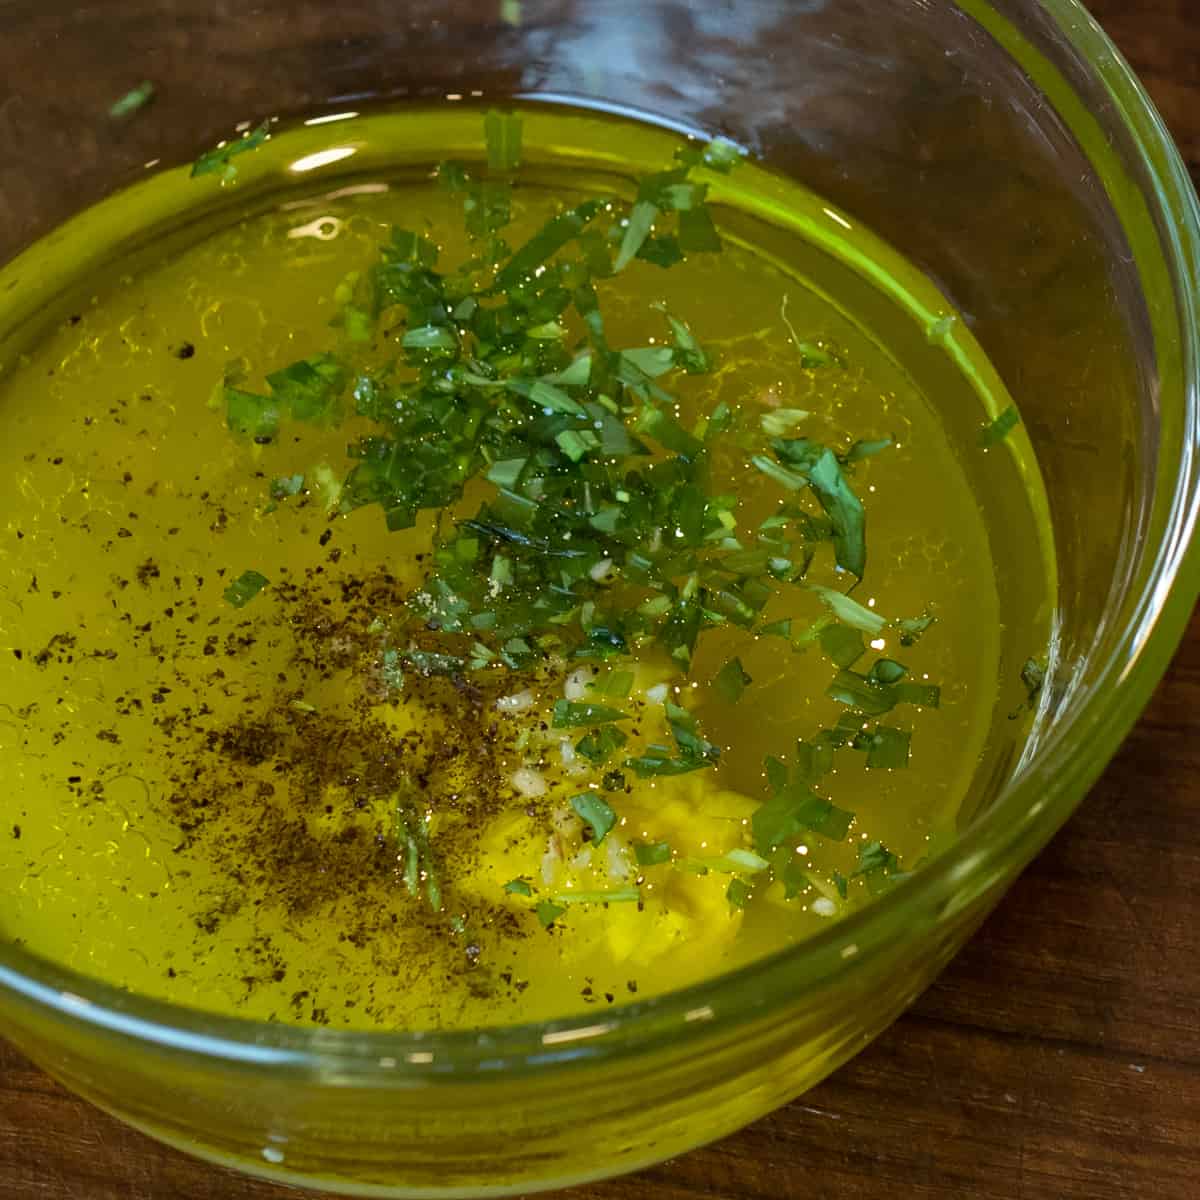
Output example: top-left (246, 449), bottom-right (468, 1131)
top-left (2, 2), bottom-right (1198, 1197)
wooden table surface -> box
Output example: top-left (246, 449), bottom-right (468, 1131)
top-left (2, 2), bottom-right (1199, 1198)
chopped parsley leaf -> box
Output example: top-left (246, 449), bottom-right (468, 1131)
top-left (634, 840), bottom-right (672, 866)
top-left (726, 877), bottom-right (752, 910)
top-left (191, 119), bottom-right (271, 181)
top-left (864, 726), bottom-right (910, 769)
top-left (575, 725), bottom-right (629, 765)
top-left (980, 404), bottom-right (1021, 447)
top-left (109, 81), bottom-right (155, 120)
top-left (713, 656), bottom-right (751, 704)
top-left (550, 888), bottom-right (640, 905)
top-left (552, 700), bottom-right (630, 729)
top-left (223, 570), bottom-right (269, 608)
top-left (570, 792), bottom-right (618, 845)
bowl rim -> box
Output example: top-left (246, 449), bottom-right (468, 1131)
top-left (1, 0), bottom-right (1198, 1080)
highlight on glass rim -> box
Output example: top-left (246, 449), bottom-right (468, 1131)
top-left (0, 103), bottom-right (1052, 1061)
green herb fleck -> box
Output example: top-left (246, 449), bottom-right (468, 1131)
top-left (504, 878), bottom-right (534, 897)
top-left (269, 474), bottom-right (305, 501)
top-left (819, 623), bottom-right (866, 669)
top-left (395, 804), bottom-right (442, 910)
top-left (980, 405), bottom-right (1020, 447)
top-left (842, 437), bottom-right (893, 464)
top-left (223, 570), bottom-right (269, 608)
top-left (550, 888), bottom-right (640, 906)
top-left (853, 840), bottom-right (906, 893)
top-left (224, 388), bottom-right (280, 442)
top-left (752, 785), bottom-right (854, 855)
top-left (570, 792), bottom-right (618, 845)
top-left (701, 136), bottom-right (744, 172)
top-left (864, 725), bottom-right (910, 769)
top-left (808, 585), bottom-right (885, 634)
top-left (553, 700), bottom-right (630, 729)
top-left (191, 119), bottom-right (271, 181)
top-left (109, 81), bottom-right (155, 120)
top-left (634, 840), bottom-right (672, 866)
top-left (575, 724), bottom-right (629, 765)
top-left (713, 656), bottom-right (751, 704)
top-left (726, 877), bottom-right (752, 910)
top-left (1010, 655), bottom-right (1047, 718)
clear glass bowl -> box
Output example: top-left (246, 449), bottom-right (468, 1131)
top-left (0, 1), bottom-right (1196, 1196)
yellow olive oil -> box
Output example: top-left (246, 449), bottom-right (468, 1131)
top-left (0, 105), bottom-right (1053, 1030)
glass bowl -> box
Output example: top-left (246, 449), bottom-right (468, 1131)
top-left (0, 1), bottom-right (1196, 1196)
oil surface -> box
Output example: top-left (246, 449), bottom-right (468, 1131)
top-left (0, 105), bottom-right (1053, 1030)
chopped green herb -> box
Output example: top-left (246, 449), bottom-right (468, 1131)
top-left (266, 353), bottom-right (347, 423)
top-left (779, 294), bottom-right (841, 367)
top-left (757, 618), bottom-right (794, 640)
top-left (855, 840), bottom-right (899, 875)
top-left (806, 449), bottom-right (867, 579)
top-left (713, 656), bottom-right (752, 704)
top-left (494, 199), bottom-right (602, 291)
top-left (634, 840), bottom-right (672, 866)
top-left (614, 200), bottom-right (659, 272)
top-left (853, 841), bottom-right (906, 894)
top-left (536, 900), bottom-right (567, 928)
top-left (269, 473), bottom-right (305, 501)
top-left (665, 314), bottom-right (710, 373)
top-left (678, 205), bottom-right (722, 252)
top-left (868, 659), bottom-right (908, 685)
top-left (1009, 655), bottom-right (1048, 719)
top-left (504, 878), bottom-right (534, 897)
top-left (819, 623), bottom-right (866, 669)
top-left (794, 342), bottom-right (839, 368)
top-left (980, 404), bottom-right (1021, 447)
top-left (1021, 657), bottom-right (1046, 701)
top-left (726, 877), bottom-right (752, 910)
top-left (895, 612), bottom-right (937, 646)
top-left (624, 701), bottom-right (720, 778)
top-left (191, 119), bottom-right (271, 181)
top-left (550, 888), bottom-right (641, 905)
top-left (701, 136), bottom-right (744, 173)
top-left (575, 724), bottom-right (629, 765)
top-left (552, 700), bottom-right (630, 728)
top-left (570, 792), bottom-right (618, 845)
top-left (590, 670), bottom-right (635, 699)
top-left (394, 802), bottom-right (442, 911)
top-left (865, 725), bottom-right (910, 769)
top-left (826, 667), bottom-right (939, 716)
top-left (780, 862), bottom-right (811, 901)
top-left (109, 81), bottom-right (155, 120)
top-left (223, 570), bottom-right (269, 608)
top-left (761, 408), bottom-right (810, 437)
top-left (752, 785), bottom-right (854, 855)
top-left (224, 388), bottom-right (280, 441)
top-left (701, 848), bottom-right (770, 874)
top-left (808, 585), bottom-right (885, 635)
top-left (842, 437), bottom-right (893, 463)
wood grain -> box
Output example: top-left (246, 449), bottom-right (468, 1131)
top-left (2, 3), bottom-right (1199, 1198)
